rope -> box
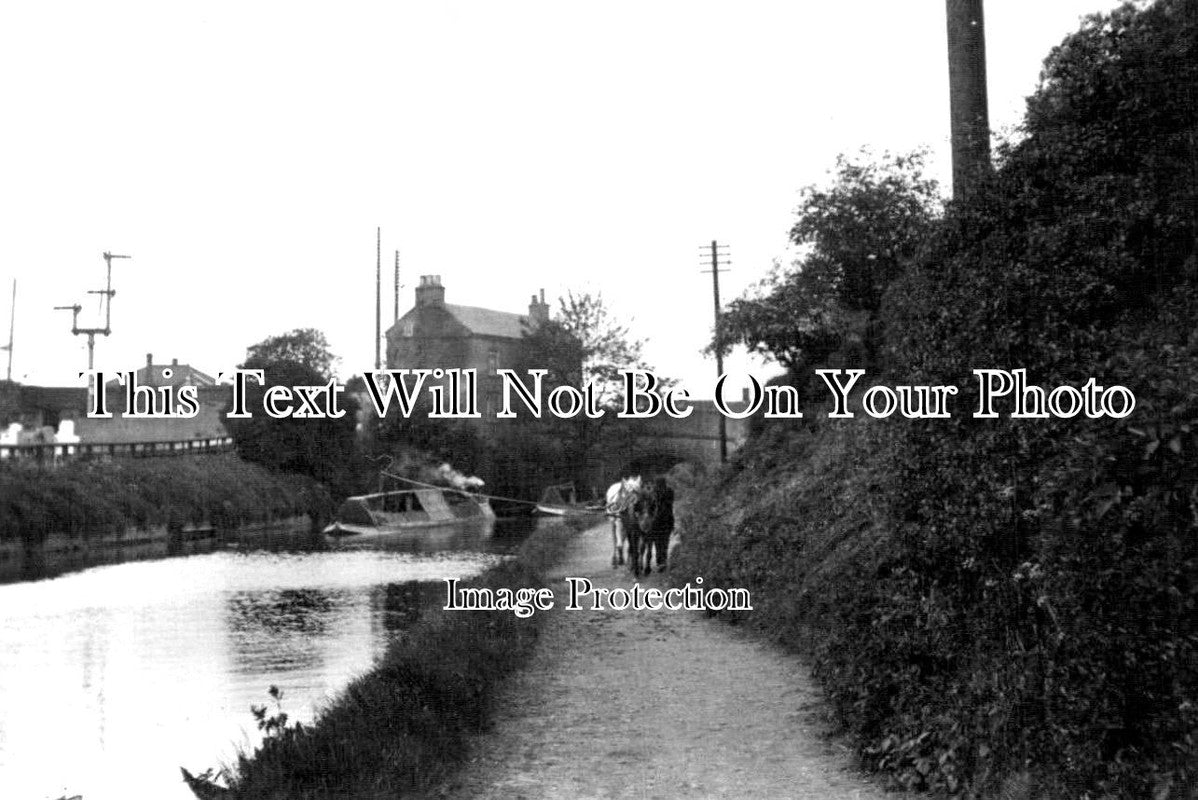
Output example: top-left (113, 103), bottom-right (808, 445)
top-left (380, 470), bottom-right (549, 509)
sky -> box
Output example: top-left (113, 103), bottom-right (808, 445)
top-left (0, 0), bottom-right (1126, 398)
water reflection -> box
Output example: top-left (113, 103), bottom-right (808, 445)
top-left (226, 588), bottom-right (342, 675)
top-left (0, 517), bottom-right (556, 800)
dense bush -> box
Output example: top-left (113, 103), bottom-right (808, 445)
top-left (678, 2), bottom-right (1197, 797)
top-left (226, 358), bottom-right (366, 498)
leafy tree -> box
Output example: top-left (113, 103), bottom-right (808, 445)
top-left (243, 328), bottom-right (339, 381)
top-left (714, 260), bottom-right (862, 371)
top-left (226, 330), bottom-right (361, 494)
top-left (515, 317), bottom-right (585, 392)
top-left (716, 151), bottom-right (940, 371)
top-left (524, 291), bottom-right (657, 411)
top-left (515, 291), bottom-right (670, 489)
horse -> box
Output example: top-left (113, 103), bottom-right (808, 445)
top-left (632, 476), bottom-right (675, 576)
top-left (604, 476), bottom-right (641, 568)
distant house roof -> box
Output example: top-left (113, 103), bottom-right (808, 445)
top-left (444, 304), bottom-right (530, 340)
top-left (105, 356), bottom-right (216, 388)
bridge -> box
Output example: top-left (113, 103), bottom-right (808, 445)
top-left (621, 399), bottom-right (751, 472)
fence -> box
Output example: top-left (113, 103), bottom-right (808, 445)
top-left (0, 437), bottom-right (234, 464)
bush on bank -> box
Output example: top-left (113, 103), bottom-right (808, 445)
top-left (676, 2), bottom-right (1197, 797)
top-left (0, 454), bottom-right (331, 543)
top-left (224, 518), bottom-right (579, 799)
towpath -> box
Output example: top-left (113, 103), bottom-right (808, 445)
top-left (431, 522), bottom-right (890, 800)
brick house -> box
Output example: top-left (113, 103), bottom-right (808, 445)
top-left (385, 275), bottom-right (555, 418)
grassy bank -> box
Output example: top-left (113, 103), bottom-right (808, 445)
top-left (220, 515), bottom-right (584, 799)
top-left (0, 455), bottom-right (332, 544)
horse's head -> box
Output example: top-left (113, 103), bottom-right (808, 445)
top-left (607, 475), bottom-right (643, 515)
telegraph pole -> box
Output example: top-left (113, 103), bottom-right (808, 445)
top-left (375, 227), bottom-right (382, 371)
top-left (946, 0), bottom-right (991, 198)
top-left (701, 240), bottom-right (731, 463)
top-left (394, 250), bottom-right (401, 322)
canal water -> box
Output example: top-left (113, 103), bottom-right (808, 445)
top-left (0, 517), bottom-right (549, 800)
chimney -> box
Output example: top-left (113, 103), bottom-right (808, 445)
top-left (528, 289), bottom-right (550, 327)
top-left (415, 274), bottom-right (445, 307)
top-left (171, 358), bottom-right (178, 366)
top-left (146, 353), bottom-right (153, 367)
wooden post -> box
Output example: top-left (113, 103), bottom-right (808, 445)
top-left (708, 241), bottom-right (727, 464)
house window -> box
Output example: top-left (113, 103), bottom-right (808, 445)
top-left (402, 321), bottom-right (414, 337)
top-left (487, 349), bottom-right (499, 372)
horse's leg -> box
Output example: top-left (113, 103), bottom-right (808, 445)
top-left (654, 530), bottom-right (669, 571)
top-left (610, 517), bottom-right (619, 567)
top-left (616, 517), bottom-right (626, 566)
top-left (627, 528), bottom-right (641, 577)
top-left (626, 528), bottom-right (635, 576)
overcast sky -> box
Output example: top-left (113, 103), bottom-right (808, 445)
top-left (1, 1), bottom-right (1123, 396)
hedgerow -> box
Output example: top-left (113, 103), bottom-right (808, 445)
top-left (677, 2), bottom-right (1198, 796)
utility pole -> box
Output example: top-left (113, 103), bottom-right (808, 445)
top-left (394, 249), bottom-right (400, 322)
top-left (946, 0), bottom-right (991, 198)
top-left (701, 240), bottom-right (731, 463)
top-left (2, 279), bottom-right (14, 382)
top-left (375, 227), bottom-right (382, 371)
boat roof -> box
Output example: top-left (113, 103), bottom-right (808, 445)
top-left (348, 487), bottom-right (471, 501)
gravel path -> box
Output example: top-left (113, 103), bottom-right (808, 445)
top-left (433, 522), bottom-right (891, 800)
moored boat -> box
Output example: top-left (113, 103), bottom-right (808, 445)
top-left (533, 482), bottom-right (604, 517)
top-left (323, 487), bottom-right (494, 539)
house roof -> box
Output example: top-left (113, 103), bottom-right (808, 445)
top-left (104, 361), bottom-right (216, 387)
top-left (141, 362), bottom-right (216, 387)
top-left (444, 304), bottom-right (530, 340)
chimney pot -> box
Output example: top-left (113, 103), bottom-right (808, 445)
top-left (146, 353), bottom-right (152, 367)
top-left (528, 290), bottom-right (550, 327)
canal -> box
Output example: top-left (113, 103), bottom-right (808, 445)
top-left (0, 516), bottom-right (552, 800)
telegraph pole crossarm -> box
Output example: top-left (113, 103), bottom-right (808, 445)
top-left (54, 304), bottom-right (83, 335)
